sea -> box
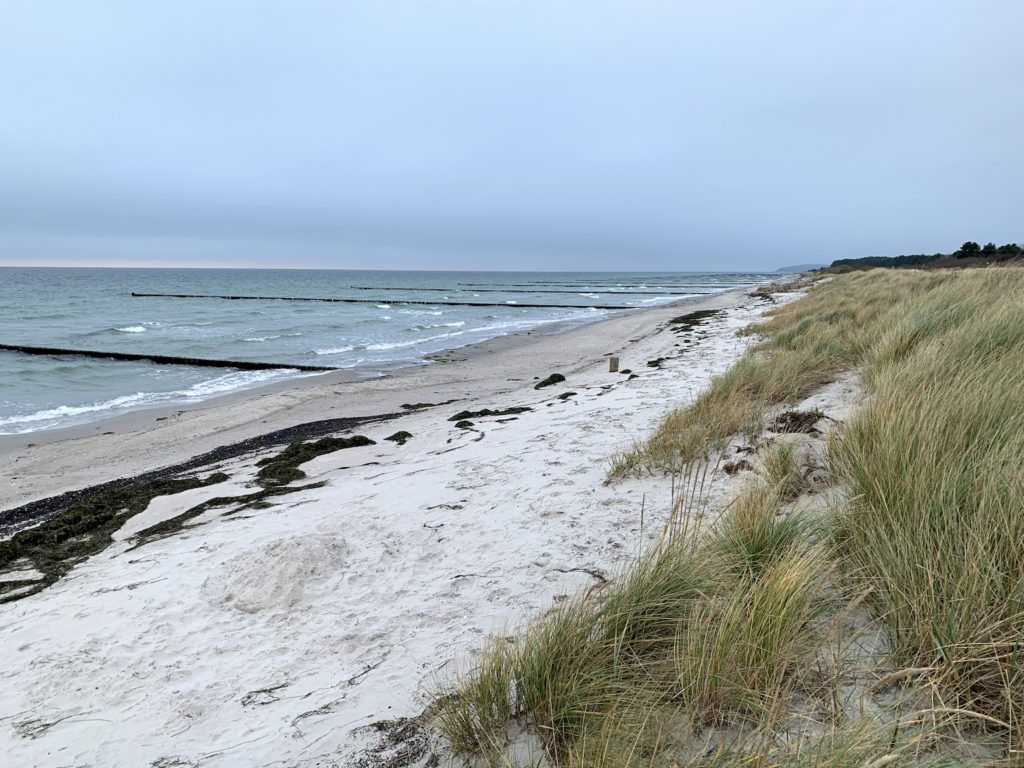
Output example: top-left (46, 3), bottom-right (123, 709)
top-left (0, 268), bottom-right (773, 434)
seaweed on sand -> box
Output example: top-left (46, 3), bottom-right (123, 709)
top-left (772, 408), bottom-right (825, 434)
top-left (0, 472), bottom-right (228, 602)
top-left (668, 309), bottom-right (723, 333)
top-left (0, 433), bottom-right (377, 602)
top-left (449, 407), bottom-right (531, 421)
top-left (135, 434), bottom-right (378, 545)
top-left (534, 373), bottom-right (566, 389)
top-left (256, 435), bottom-right (375, 486)
top-left (400, 399), bottom-right (458, 411)
top-left (129, 482), bottom-right (326, 547)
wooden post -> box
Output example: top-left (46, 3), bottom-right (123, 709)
top-left (609, 356), bottom-right (620, 372)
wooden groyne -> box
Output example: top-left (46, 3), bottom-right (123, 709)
top-left (0, 344), bottom-right (335, 372)
top-left (130, 292), bottom-right (628, 310)
top-left (347, 286), bottom-right (686, 295)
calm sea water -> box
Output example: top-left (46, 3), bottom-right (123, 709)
top-left (0, 268), bottom-right (772, 434)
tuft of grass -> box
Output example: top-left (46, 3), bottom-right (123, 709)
top-left (674, 548), bottom-right (829, 727)
top-left (435, 638), bottom-right (519, 757)
top-left (710, 483), bottom-right (811, 579)
top-left (760, 439), bottom-right (810, 502)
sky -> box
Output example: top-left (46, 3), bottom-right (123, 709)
top-left (0, 1), bottom-right (1021, 271)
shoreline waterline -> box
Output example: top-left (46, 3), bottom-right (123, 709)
top-left (0, 268), bottom-right (771, 436)
top-left (0, 285), bottom-right (764, 513)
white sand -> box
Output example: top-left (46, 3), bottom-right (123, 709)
top-left (0, 289), bottom-right (802, 766)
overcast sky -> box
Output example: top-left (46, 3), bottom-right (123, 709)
top-left (1, 2), bottom-right (1021, 271)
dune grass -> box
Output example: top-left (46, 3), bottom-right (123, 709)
top-left (830, 271), bottom-right (1024, 736)
top-left (438, 267), bottom-right (1024, 766)
top-left (436, 474), bottom-right (842, 764)
top-left (609, 270), bottom-right (952, 478)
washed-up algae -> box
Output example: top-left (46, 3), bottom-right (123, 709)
top-left (132, 434), bottom-right (376, 547)
top-left (255, 435), bottom-right (375, 486)
top-left (385, 431), bottom-right (413, 445)
top-left (0, 433), bottom-right (377, 602)
top-left (448, 406), bottom-right (531, 421)
top-left (400, 400), bottom-right (458, 411)
top-left (772, 408), bottom-right (825, 433)
top-left (668, 308), bottom-right (723, 333)
top-left (128, 482), bottom-right (326, 548)
top-left (534, 373), bottom-right (566, 390)
top-left (0, 473), bottom-right (228, 602)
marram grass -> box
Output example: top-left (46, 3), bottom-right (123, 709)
top-left (438, 267), bottom-right (1024, 766)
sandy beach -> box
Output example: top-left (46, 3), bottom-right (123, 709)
top-left (0, 286), bottom-right (803, 766)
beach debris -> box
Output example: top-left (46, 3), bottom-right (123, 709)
top-left (240, 683), bottom-right (288, 706)
top-left (351, 712), bottom-right (441, 768)
top-left (0, 472), bottom-right (229, 603)
top-left (620, 368), bottom-right (632, 374)
top-left (448, 406), bottom-right (531, 421)
top-left (454, 420), bottom-right (475, 429)
top-left (723, 459), bottom-right (754, 475)
top-left (256, 435), bottom-right (375, 486)
top-left (385, 431), bottom-right (414, 445)
top-left (3, 410), bottom-right (402, 541)
top-left (13, 715), bottom-right (78, 740)
top-left (608, 356), bottom-right (620, 372)
top-left (772, 408), bottom-right (825, 434)
top-left (668, 308), bottom-right (723, 333)
top-left (400, 400), bottom-right (457, 411)
top-left (535, 372), bottom-right (566, 389)
top-left (646, 357), bottom-right (667, 368)
top-left (133, 435), bottom-right (381, 547)
top-left (551, 565), bottom-right (608, 583)
top-left (556, 391), bottom-right (577, 400)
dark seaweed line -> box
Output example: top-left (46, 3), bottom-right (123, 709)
top-left (0, 344), bottom-right (336, 372)
top-left (0, 411), bottom-right (404, 538)
top-left (130, 292), bottom-right (628, 310)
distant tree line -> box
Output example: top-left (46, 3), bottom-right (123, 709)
top-left (830, 241), bottom-right (1023, 270)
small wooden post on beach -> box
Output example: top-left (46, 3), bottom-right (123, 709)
top-left (609, 356), bottom-right (620, 372)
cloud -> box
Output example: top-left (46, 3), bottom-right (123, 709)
top-left (1, 1), bottom-right (1021, 269)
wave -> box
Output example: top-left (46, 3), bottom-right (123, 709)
top-left (409, 321), bottom-right (465, 330)
top-left (313, 345), bottom-right (356, 355)
top-left (0, 369), bottom-right (300, 434)
top-left (113, 325), bottom-right (146, 333)
top-left (243, 332), bottom-right (303, 342)
top-left (365, 330), bottom-right (464, 351)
